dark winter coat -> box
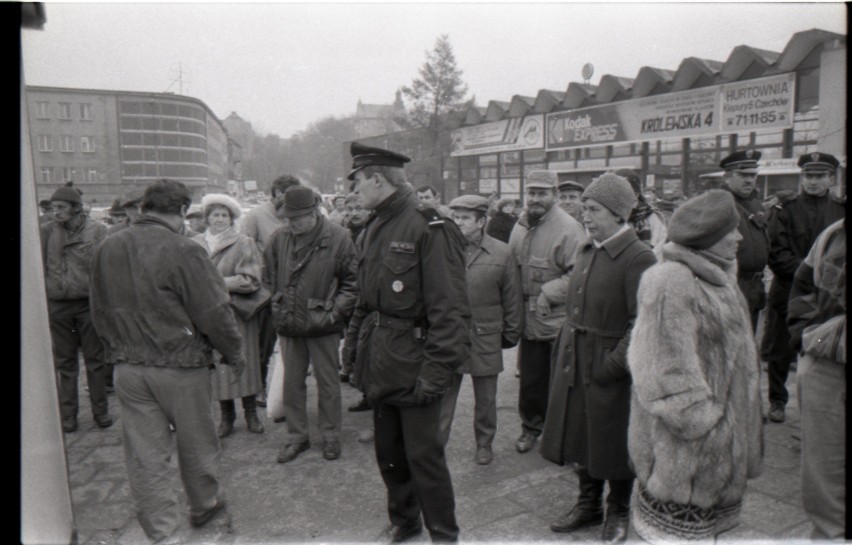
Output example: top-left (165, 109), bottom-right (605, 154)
top-left (485, 211), bottom-right (517, 244)
top-left (540, 227), bottom-right (656, 480)
top-left (627, 242), bottom-right (764, 509)
top-left (89, 215), bottom-right (243, 369)
top-left (41, 216), bottom-right (107, 300)
top-left (344, 187), bottom-right (471, 407)
top-left (263, 215), bottom-right (358, 338)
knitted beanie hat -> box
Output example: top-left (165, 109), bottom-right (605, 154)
top-left (50, 181), bottom-right (83, 205)
top-left (582, 173), bottom-right (637, 221)
top-left (668, 190), bottom-right (739, 250)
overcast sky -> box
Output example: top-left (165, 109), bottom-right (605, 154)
top-left (22, 2), bottom-right (846, 138)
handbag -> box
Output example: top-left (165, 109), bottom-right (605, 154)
top-left (230, 286), bottom-right (272, 321)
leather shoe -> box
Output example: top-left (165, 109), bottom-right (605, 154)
top-left (62, 416), bottom-right (78, 433)
top-left (378, 519), bottom-right (423, 543)
top-left (340, 373), bottom-right (350, 383)
top-left (190, 499), bottom-right (227, 528)
top-left (475, 446), bottom-right (493, 465)
top-left (768, 403), bottom-right (785, 423)
top-left (322, 440), bottom-right (341, 460)
top-left (94, 414), bottom-right (113, 429)
top-left (550, 505), bottom-right (604, 533)
top-left (601, 513), bottom-right (629, 543)
top-left (515, 432), bottom-right (537, 453)
top-left (348, 397), bottom-right (372, 412)
top-left (273, 415), bottom-right (287, 423)
top-left (277, 441), bottom-right (310, 463)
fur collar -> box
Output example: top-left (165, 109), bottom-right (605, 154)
top-left (660, 242), bottom-right (737, 287)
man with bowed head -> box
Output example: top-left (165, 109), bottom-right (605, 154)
top-left (264, 185), bottom-right (359, 464)
top-left (541, 172), bottom-right (656, 543)
top-left (345, 142), bottom-right (470, 543)
top-left (508, 169), bottom-right (585, 454)
top-left (89, 179), bottom-right (246, 544)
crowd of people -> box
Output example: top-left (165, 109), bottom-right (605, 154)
top-left (38, 144), bottom-right (845, 544)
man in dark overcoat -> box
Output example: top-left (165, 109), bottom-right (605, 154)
top-left (540, 173), bottom-right (656, 543)
top-left (762, 151), bottom-right (845, 423)
top-left (345, 142), bottom-right (471, 543)
top-left (719, 150), bottom-right (770, 330)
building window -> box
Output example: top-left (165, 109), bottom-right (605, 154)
top-left (35, 101), bottom-right (51, 119)
top-left (80, 136), bottom-right (95, 153)
top-left (58, 102), bottom-right (72, 120)
top-left (60, 135), bottom-right (75, 153)
top-left (41, 167), bottom-right (54, 183)
top-left (38, 134), bottom-right (53, 152)
top-left (62, 167), bottom-right (76, 182)
top-left (80, 103), bottom-right (92, 121)
top-left (87, 169), bottom-right (98, 182)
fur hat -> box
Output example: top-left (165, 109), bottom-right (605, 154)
top-left (582, 173), bottom-right (637, 221)
top-left (201, 193), bottom-right (242, 219)
top-left (668, 190), bottom-right (739, 250)
top-left (50, 182), bottom-right (83, 205)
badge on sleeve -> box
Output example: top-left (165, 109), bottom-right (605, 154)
top-left (392, 280), bottom-right (404, 293)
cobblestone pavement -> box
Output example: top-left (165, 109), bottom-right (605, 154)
top-left (63, 346), bottom-right (812, 544)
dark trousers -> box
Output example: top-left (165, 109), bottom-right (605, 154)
top-left (48, 299), bottom-right (108, 419)
top-left (518, 338), bottom-right (553, 436)
top-left (257, 304), bottom-right (277, 388)
top-left (576, 466), bottom-right (633, 517)
top-left (374, 402), bottom-right (459, 542)
top-left (762, 279), bottom-right (796, 406)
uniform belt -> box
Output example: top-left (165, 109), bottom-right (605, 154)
top-left (566, 320), bottom-right (624, 339)
top-left (370, 311), bottom-right (422, 331)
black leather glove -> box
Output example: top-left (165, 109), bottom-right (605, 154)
top-left (501, 335), bottom-right (518, 349)
top-left (413, 378), bottom-right (444, 406)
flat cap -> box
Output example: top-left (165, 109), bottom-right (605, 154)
top-left (347, 142), bottom-right (411, 180)
top-left (720, 149), bottom-right (761, 173)
top-left (448, 194), bottom-right (489, 213)
top-left (557, 180), bottom-right (585, 193)
top-left (525, 170), bottom-right (558, 190)
top-left (798, 151), bottom-right (840, 172)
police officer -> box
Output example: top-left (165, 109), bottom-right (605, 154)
top-left (719, 150), bottom-right (770, 330)
top-left (763, 151), bottom-right (845, 423)
top-left (345, 142), bottom-right (471, 543)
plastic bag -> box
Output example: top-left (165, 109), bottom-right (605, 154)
top-left (266, 350), bottom-right (286, 420)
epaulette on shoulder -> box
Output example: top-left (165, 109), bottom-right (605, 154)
top-left (775, 194), bottom-right (798, 210)
top-left (417, 205), bottom-right (445, 227)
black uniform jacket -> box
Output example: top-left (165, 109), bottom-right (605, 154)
top-left (345, 187), bottom-right (471, 407)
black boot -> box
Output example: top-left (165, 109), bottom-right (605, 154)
top-left (218, 400), bottom-right (236, 438)
top-left (550, 466), bottom-right (604, 533)
top-left (243, 395), bottom-right (265, 434)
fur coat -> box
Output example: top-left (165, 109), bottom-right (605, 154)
top-left (627, 242), bottom-right (764, 512)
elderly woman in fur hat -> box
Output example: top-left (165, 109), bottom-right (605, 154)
top-left (627, 190), bottom-right (764, 543)
top-left (540, 173), bottom-right (657, 544)
top-left (192, 193), bottom-right (266, 437)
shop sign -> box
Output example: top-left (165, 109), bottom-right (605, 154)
top-left (720, 73), bottom-right (796, 131)
top-left (451, 115), bottom-right (544, 156)
top-left (546, 73), bottom-right (796, 150)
